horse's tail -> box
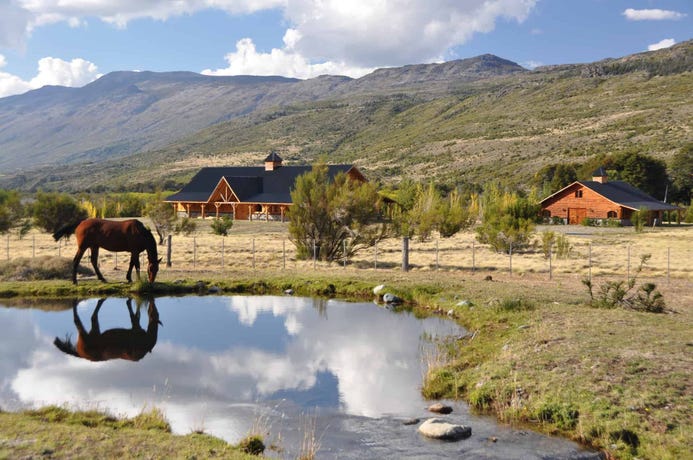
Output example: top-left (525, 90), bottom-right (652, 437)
top-left (53, 336), bottom-right (79, 357)
top-left (52, 220), bottom-right (82, 242)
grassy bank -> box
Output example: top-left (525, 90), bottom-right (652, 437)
top-left (0, 263), bottom-right (691, 459)
top-left (0, 406), bottom-right (257, 459)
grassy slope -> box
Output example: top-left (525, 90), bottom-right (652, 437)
top-left (59, 61), bottom-right (691, 193)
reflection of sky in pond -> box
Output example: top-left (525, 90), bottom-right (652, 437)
top-left (1, 296), bottom-right (461, 439)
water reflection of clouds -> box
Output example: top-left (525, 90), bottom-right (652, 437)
top-left (2, 297), bottom-right (460, 441)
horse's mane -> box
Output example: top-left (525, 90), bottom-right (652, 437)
top-left (135, 220), bottom-right (158, 254)
top-left (52, 220), bottom-right (83, 242)
top-left (53, 335), bottom-right (79, 357)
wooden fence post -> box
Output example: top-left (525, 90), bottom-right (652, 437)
top-left (166, 235), bottom-right (172, 268)
top-left (435, 239), bottom-right (439, 270)
top-left (472, 241), bottom-right (475, 272)
top-left (402, 237), bottom-right (409, 272)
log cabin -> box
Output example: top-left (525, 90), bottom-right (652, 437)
top-left (540, 167), bottom-right (681, 225)
top-left (165, 152), bottom-right (366, 221)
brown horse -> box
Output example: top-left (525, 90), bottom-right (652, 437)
top-left (53, 218), bottom-right (160, 285)
top-left (53, 298), bottom-right (162, 362)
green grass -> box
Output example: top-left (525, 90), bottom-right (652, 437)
top-left (0, 406), bottom-right (257, 459)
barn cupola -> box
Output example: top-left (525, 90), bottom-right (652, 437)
top-left (592, 166), bottom-right (608, 183)
top-left (264, 150), bottom-right (283, 171)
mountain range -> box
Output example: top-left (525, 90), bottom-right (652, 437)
top-left (0, 41), bottom-right (690, 192)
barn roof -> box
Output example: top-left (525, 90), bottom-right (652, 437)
top-left (165, 164), bottom-right (357, 204)
top-left (540, 180), bottom-right (680, 211)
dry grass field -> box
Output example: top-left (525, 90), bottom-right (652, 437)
top-left (5, 219), bottom-right (692, 305)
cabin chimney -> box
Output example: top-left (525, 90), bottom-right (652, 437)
top-left (592, 166), bottom-right (608, 183)
top-left (264, 151), bottom-right (283, 171)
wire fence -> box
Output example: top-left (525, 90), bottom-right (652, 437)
top-left (5, 225), bottom-right (693, 284)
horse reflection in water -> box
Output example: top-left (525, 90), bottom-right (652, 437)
top-left (54, 298), bottom-right (162, 362)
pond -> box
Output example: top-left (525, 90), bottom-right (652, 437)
top-left (0, 296), bottom-right (598, 459)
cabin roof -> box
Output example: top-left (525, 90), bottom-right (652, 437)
top-left (165, 165), bottom-right (356, 204)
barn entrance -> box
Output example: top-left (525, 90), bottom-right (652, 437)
top-left (568, 208), bottom-right (587, 225)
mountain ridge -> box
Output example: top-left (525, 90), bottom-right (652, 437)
top-left (0, 41), bottom-right (691, 192)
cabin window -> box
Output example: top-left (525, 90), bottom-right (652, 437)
top-left (607, 211), bottom-right (617, 218)
top-left (574, 190), bottom-right (583, 198)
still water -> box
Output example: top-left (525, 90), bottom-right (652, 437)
top-left (0, 296), bottom-right (598, 459)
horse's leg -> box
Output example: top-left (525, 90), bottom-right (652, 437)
top-left (72, 247), bottom-right (87, 285)
top-left (90, 298), bottom-right (106, 334)
top-left (90, 247), bottom-right (107, 282)
top-left (132, 252), bottom-right (142, 281)
top-left (127, 253), bottom-right (138, 283)
top-left (126, 298), bottom-right (141, 326)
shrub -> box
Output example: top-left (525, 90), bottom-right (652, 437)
top-left (210, 216), bottom-right (233, 236)
top-left (32, 192), bottom-right (88, 234)
top-left (541, 231), bottom-right (555, 258)
top-left (536, 401), bottom-right (580, 430)
top-left (580, 217), bottom-right (595, 226)
top-left (582, 254), bottom-right (665, 312)
top-left (238, 435), bottom-right (265, 455)
top-left (630, 207), bottom-right (648, 232)
top-left (175, 217), bottom-right (197, 236)
top-left (554, 233), bottom-right (572, 259)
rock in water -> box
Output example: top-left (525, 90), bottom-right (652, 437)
top-left (427, 402), bottom-right (453, 414)
top-left (418, 418), bottom-right (472, 441)
top-left (383, 293), bottom-right (403, 304)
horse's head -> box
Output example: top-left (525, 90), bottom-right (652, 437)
top-left (148, 257), bottom-right (161, 283)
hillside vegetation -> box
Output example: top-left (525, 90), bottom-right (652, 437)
top-left (1, 41), bottom-right (691, 193)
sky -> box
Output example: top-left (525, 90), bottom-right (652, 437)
top-left (0, 0), bottom-right (690, 98)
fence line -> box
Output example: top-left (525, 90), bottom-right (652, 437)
top-left (4, 228), bottom-right (693, 284)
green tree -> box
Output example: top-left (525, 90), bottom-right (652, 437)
top-left (613, 151), bottom-right (668, 199)
top-left (668, 143), bottom-right (693, 204)
top-left (144, 192), bottom-right (177, 244)
top-left (533, 163), bottom-right (578, 195)
top-left (476, 183), bottom-right (539, 253)
top-left (32, 192), bottom-right (88, 234)
top-left (0, 189), bottom-right (23, 234)
top-left (288, 162), bottom-right (386, 262)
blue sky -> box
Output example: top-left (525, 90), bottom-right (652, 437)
top-left (0, 0), bottom-right (690, 97)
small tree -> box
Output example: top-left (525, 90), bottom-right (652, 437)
top-left (32, 192), bottom-right (88, 234)
top-left (210, 216), bottom-right (233, 236)
top-left (145, 192), bottom-right (177, 244)
top-left (476, 183), bottom-right (539, 254)
top-left (630, 207), bottom-right (648, 233)
top-left (288, 162), bottom-right (386, 262)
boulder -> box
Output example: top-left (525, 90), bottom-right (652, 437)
top-left (401, 418), bottom-right (420, 426)
top-left (382, 293), bottom-right (403, 305)
top-left (427, 402), bottom-right (453, 414)
top-left (284, 288), bottom-right (294, 295)
top-left (418, 418), bottom-right (472, 441)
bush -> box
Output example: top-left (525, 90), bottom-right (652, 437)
top-left (238, 435), bottom-right (265, 455)
top-left (210, 216), bottom-right (233, 236)
top-left (32, 192), bottom-right (88, 234)
top-left (580, 217), bottom-right (595, 226)
top-left (175, 217), bottom-right (197, 236)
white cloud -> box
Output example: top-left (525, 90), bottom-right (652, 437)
top-left (0, 56), bottom-right (101, 98)
top-left (204, 0), bottom-right (538, 78)
top-left (623, 8), bottom-right (687, 21)
top-left (522, 60), bottom-right (542, 69)
top-left (201, 37), bottom-right (375, 79)
top-left (648, 38), bottom-right (676, 51)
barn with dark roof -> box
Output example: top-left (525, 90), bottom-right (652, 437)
top-left (540, 167), bottom-right (681, 225)
top-left (165, 152), bottom-right (366, 221)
